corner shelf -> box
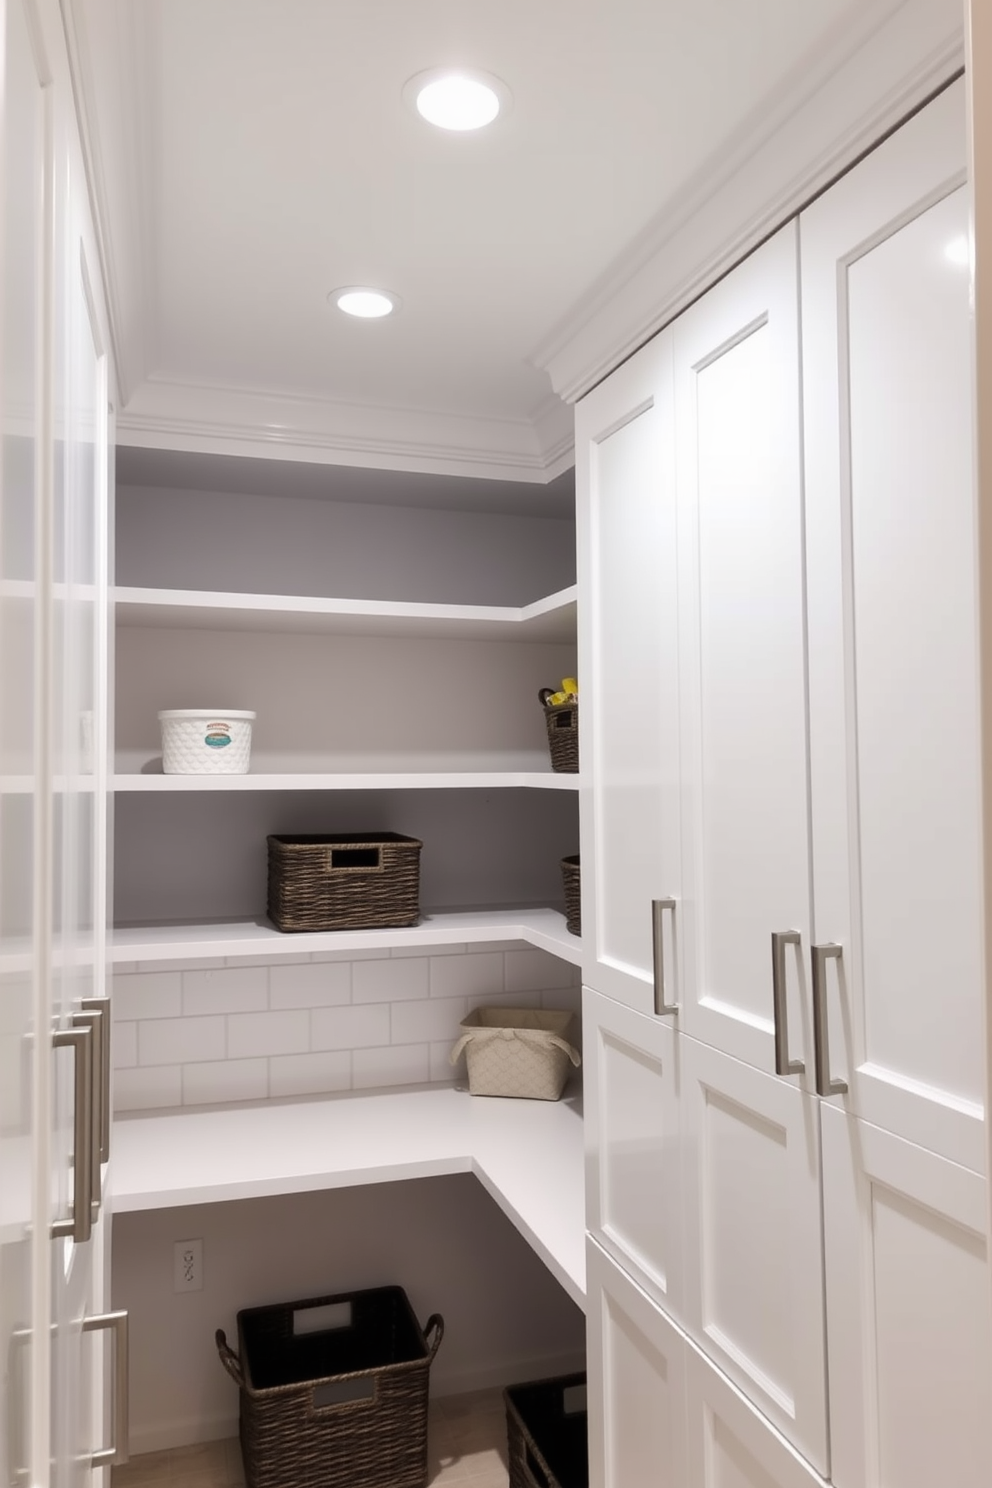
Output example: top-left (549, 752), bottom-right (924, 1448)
top-left (111, 1084), bottom-right (586, 1310)
top-left (114, 584), bottom-right (577, 642)
top-left (113, 770), bottom-right (581, 792)
top-left (111, 907), bottom-right (583, 967)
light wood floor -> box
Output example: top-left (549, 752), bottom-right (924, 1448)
top-left (111, 1387), bottom-right (511, 1488)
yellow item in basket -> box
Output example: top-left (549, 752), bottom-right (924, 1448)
top-left (562, 677), bottom-right (578, 697)
top-left (548, 690), bottom-right (568, 706)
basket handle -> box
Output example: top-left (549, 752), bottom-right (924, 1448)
top-left (423, 1313), bottom-right (444, 1363)
top-left (215, 1329), bottom-right (245, 1388)
top-left (450, 1028), bottom-right (581, 1068)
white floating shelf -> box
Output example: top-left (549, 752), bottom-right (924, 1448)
top-left (111, 907), bottom-right (583, 967)
top-left (114, 584), bottom-right (577, 642)
top-left (113, 769), bottom-right (581, 792)
top-left (111, 1085), bottom-right (586, 1310)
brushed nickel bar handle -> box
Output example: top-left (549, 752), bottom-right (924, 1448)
top-left (72, 1006), bottom-right (104, 1217)
top-left (811, 943), bottom-right (848, 1097)
top-left (652, 898), bottom-right (679, 1016)
top-left (771, 930), bottom-right (804, 1077)
top-left (51, 1025), bottom-right (94, 1243)
top-left (81, 995), bottom-right (111, 1162)
top-left (83, 1310), bottom-right (129, 1466)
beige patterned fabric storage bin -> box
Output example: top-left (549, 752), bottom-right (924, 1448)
top-left (450, 1007), bottom-right (580, 1101)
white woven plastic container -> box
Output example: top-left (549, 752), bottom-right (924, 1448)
top-left (158, 709), bottom-right (256, 775)
top-left (449, 1007), bottom-right (581, 1101)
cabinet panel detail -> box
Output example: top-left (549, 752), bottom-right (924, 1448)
top-left (683, 1035), bottom-right (827, 1473)
top-left (584, 989), bottom-right (682, 1319)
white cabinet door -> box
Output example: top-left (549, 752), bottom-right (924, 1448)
top-left (802, 79), bottom-right (984, 1174)
top-left (583, 987), bottom-right (683, 1322)
top-left (576, 332), bottom-right (681, 1015)
top-left (673, 226), bottom-right (813, 1080)
top-left (586, 1238), bottom-right (689, 1488)
top-left (681, 1034), bottom-right (827, 1475)
top-left (821, 1103), bottom-right (992, 1488)
top-left (685, 1342), bottom-right (827, 1488)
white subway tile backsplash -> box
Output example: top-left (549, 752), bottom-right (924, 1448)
top-left (182, 966), bottom-right (268, 1015)
top-left (114, 971), bottom-right (182, 1021)
top-left (270, 961), bottom-right (351, 1009)
top-left (390, 998), bottom-right (465, 1046)
top-left (227, 1010), bottom-right (310, 1060)
top-left (504, 949), bottom-right (580, 992)
top-left (353, 1044), bottom-right (430, 1090)
top-left (353, 957), bottom-right (429, 1004)
top-left (136, 958), bottom-right (218, 973)
top-left (469, 940), bottom-right (528, 953)
top-left (114, 1065), bottom-right (181, 1112)
top-left (183, 1059), bottom-right (268, 1106)
top-left (540, 986), bottom-right (583, 1017)
top-left (430, 1040), bottom-right (460, 1083)
top-left (224, 953), bottom-right (312, 968)
top-left (309, 948), bottom-right (384, 963)
top-left (429, 952), bottom-right (503, 1001)
top-left (312, 1003), bottom-right (390, 1051)
top-left (269, 1051), bottom-right (352, 1099)
top-left (138, 1016), bottom-right (226, 1066)
top-left (396, 942), bottom-right (466, 958)
top-left (113, 1021), bottom-right (138, 1069)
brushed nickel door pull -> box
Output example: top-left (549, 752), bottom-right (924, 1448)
top-left (83, 1311), bottom-right (129, 1466)
top-left (51, 1025), bottom-right (94, 1243)
top-left (81, 994), bottom-right (111, 1162)
top-left (771, 930), bottom-right (804, 1077)
top-left (72, 1006), bottom-right (104, 1217)
top-left (652, 898), bottom-right (679, 1015)
top-left (811, 942), bottom-right (848, 1097)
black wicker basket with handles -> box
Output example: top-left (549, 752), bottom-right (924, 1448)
top-left (215, 1286), bottom-right (444, 1488)
top-left (266, 832), bottom-right (423, 932)
top-left (504, 1371), bottom-right (589, 1488)
top-left (543, 702), bottom-right (579, 773)
top-left (560, 855), bottom-right (580, 936)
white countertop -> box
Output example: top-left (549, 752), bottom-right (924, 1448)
top-left (111, 1084), bottom-right (586, 1310)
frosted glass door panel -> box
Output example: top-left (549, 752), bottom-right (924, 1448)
top-left (681, 1035), bottom-right (827, 1472)
top-left (577, 335), bottom-right (680, 1012)
top-left (584, 988), bottom-right (683, 1320)
top-left (586, 1240), bottom-right (688, 1488)
top-left (801, 80), bottom-right (983, 1171)
top-left (674, 226), bottom-right (812, 1076)
top-left (822, 1104), bottom-right (992, 1488)
top-left (0, 1), bottom-right (43, 1481)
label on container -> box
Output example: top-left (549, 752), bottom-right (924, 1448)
top-left (204, 725), bottom-right (232, 748)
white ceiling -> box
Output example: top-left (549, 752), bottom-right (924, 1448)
top-left (69, 0), bottom-right (955, 489)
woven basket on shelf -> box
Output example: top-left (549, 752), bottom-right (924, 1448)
top-left (504, 1372), bottom-right (589, 1488)
top-left (216, 1287), bottom-right (444, 1488)
top-left (543, 702), bottom-right (579, 773)
top-left (451, 1007), bottom-right (580, 1101)
top-left (266, 832), bottom-right (423, 932)
top-left (560, 855), bottom-right (581, 936)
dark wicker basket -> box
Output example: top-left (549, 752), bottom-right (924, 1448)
top-left (544, 703), bottom-right (579, 773)
top-left (216, 1287), bottom-right (443, 1488)
top-left (505, 1372), bottom-right (588, 1488)
top-left (267, 833), bottom-right (423, 932)
top-left (560, 855), bottom-right (581, 937)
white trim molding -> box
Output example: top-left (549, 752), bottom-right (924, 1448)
top-left (532, 0), bottom-right (965, 404)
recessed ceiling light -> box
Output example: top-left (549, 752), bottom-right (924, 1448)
top-left (944, 235), bottom-right (970, 268)
top-left (404, 68), bottom-right (511, 132)
top-left (329, 287), bottom-right (400, 319)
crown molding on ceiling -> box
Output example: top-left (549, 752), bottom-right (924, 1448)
top-left (532, 0), bottom-right (964, 404)
top-left (116, 375), bottom-right (574, 484)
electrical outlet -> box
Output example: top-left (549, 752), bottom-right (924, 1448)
top-left (174, 1238), bottom-right (203, 1292)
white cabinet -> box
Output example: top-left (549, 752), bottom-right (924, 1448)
top-left (583, 987), bottom-right (682, 1322)
top-left (576, 335), bottom-right (680, 1014)
top-left (579, 76), bottom-right (990, 1488)
top-left (586, 1239), bottom-right (689, 1488)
